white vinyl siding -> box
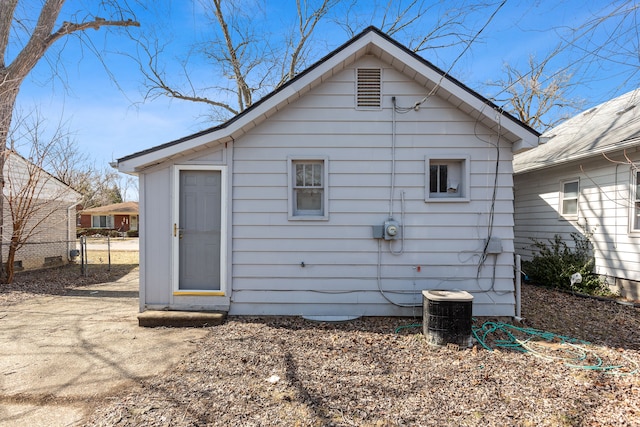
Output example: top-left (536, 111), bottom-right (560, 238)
top-left (229, 58), bottom-right (516, 317)
top-left (135, 55), bottom-right (522, 317)
top-left (514, 154), bottom-right (640, 291)
top-left (560, 179), bottom-right (579, 217)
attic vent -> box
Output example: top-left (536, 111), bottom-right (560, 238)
top-left (356, 68), bottom-right (381, 108)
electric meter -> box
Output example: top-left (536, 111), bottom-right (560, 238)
top-left (384, 219), bottom-right (400, 240)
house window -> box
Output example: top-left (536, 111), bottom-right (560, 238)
top-left (288, 157), bottom-right (329, 220)
top-left (356, 68), bottom-right (381, 109)
top-left (425, 156), bottom-right (470, 201)
top-left (632, 170), bottom-right (640, 231)
top-left (92, 215), bottom-right (114, 228)
top-left (560, 179), bottom-right (579, 217)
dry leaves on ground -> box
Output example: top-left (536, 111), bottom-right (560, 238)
top-left (84, 284), bottom-right (640, 427)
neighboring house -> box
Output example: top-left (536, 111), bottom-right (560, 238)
top-left (116, 27), bottom-right (539, 317)
top-left (78, 201), bottom-right (139, 232)
top-left (514, 88), bottom-right (640, 300)
top-left (3, 150), bottom-right (81, 270)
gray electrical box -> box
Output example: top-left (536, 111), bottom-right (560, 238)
top-left (485, 237), bottom-right (503, 254)
top-left (372, 225), bottom-right (384, 239)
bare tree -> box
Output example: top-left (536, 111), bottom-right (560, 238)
top-left (487, 52), bottom-right (585, 132)
top-left (46, 137), bottom-right (125, 208)
top-left (139, 0), bottom-right (341, 120)
top-left (486, 1), bottom-right (639, 133)
top-left (137, 0), bottom-right (497, 122)
top-left (335, 0), bottom-right (491, 54)
top-left (3, 111), bottom-right (79, 283)
top-left (0, 0), bottom-right (139, 279)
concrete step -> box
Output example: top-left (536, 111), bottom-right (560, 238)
top-left (138, 310), bottom-right (227, 328)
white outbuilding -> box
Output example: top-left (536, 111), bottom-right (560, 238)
top-left (117, 27), bottom-right (539, 317)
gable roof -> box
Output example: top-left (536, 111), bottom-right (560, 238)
top-left (5, 150), bottom-right (82, 203)
top-left (81, 201), bottom-right (139, 215)
top-left (514, 88), bottom-right (640, 174)
top-left (118, 26), bottom-right (539, 174)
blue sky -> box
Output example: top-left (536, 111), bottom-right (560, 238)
top-left (12, 0), bottom-right (638, 194)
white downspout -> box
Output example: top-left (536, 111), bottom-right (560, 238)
top-left (515, 254), bottom-right (522, 321)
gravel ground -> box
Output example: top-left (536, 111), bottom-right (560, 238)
top-left (79, 284), bottom-right (640, 427)
top-left (2, 268), bottom-right (639, 426)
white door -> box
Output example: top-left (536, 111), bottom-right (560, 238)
top-left (173, 166), bottom-right (226, 292)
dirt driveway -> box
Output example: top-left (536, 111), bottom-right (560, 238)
top-left (0, 268), bottom-right (209, 426)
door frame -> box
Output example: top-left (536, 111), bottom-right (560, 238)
top-left (171, 164), bottom-right (228, 296)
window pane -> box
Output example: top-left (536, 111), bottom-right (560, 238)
top-left (429, 165), bottom-right (438, 193)
top-left (564, 181), bottom-right (578, 198)
top-left (296, 164), bottom-right (304, 186)
top-left (635, 202), bottom-right (640, 230)
top-left (439, 165), bottom-right (448, 193)
top-left (312, 163), bottom-right (322, 186)
top-left (636, 172), bottom-right (640, 201)
top-left (304, 164), bottom-right (313, 186)
top-left (296, 189), bottom-right (322, 211)
top-left (562, 199), bottom-right (577, 215)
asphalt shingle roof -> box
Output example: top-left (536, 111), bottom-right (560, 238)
top-left (514, 88), bottom-right (640, 174)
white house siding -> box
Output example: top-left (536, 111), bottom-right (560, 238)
top-left (227, 56), bottom-right (517, 317)
top-left (514, 151), bottom-right (640, 296)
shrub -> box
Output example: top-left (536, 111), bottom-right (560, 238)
top-left (522, 232), bottom-right (607, 295)
top-left (76, 228), bottom-right (122, 238)
top-left (126, 230), bottom-right (139, 237)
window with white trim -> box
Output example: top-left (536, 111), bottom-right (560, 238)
top-left (632, 170), bottom-right (640, 231)
top-left (560, 179), bottom-right (579, 217)
top-left (288, 158), bottom-right (329, 219)
top-left (92, 215), bottom-right (114, 228)
top-left (425, 156), bottom-right (470, 201)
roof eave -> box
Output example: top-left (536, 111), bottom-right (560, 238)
top-left (514, 138), bottom-right (640, 174)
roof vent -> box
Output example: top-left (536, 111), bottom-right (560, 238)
top-left (356, 68), bottom-right (381, 108)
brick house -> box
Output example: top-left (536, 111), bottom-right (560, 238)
top-left (78, 201), bottom-right (139, 232)
top-left (3, 151), bottom-right (81, 271)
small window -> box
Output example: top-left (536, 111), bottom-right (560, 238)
top-left (425, 156), bottom-right (470, 202)
top-left (92, 215), bottom-right (114, 228)
top-left (288, 157), bottom-right (329, 220)
top-left (632, 170), bottom-right (640, 232)
top-left (356, 68), bottom-right (381, 109)
top-left (560, 179), bottom-right (579, 217)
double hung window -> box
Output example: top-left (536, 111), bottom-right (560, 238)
top-left (560, 179), bottom-right (579, 217)
top-left (288, 158), bottom-right (329, 219)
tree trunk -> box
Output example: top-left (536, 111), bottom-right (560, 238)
top-left (4, 237), bottom-right (17, 284)
top-left (0, 80), bottom-right (20, 282)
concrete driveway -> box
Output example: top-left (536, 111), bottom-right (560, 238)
top-left (0, 268), bottom-right (210, 426)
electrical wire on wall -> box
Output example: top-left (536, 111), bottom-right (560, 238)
top-left (376, 0), bottom-right (511, 301)
top-left (389, 191), bottom-right (405, 255)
